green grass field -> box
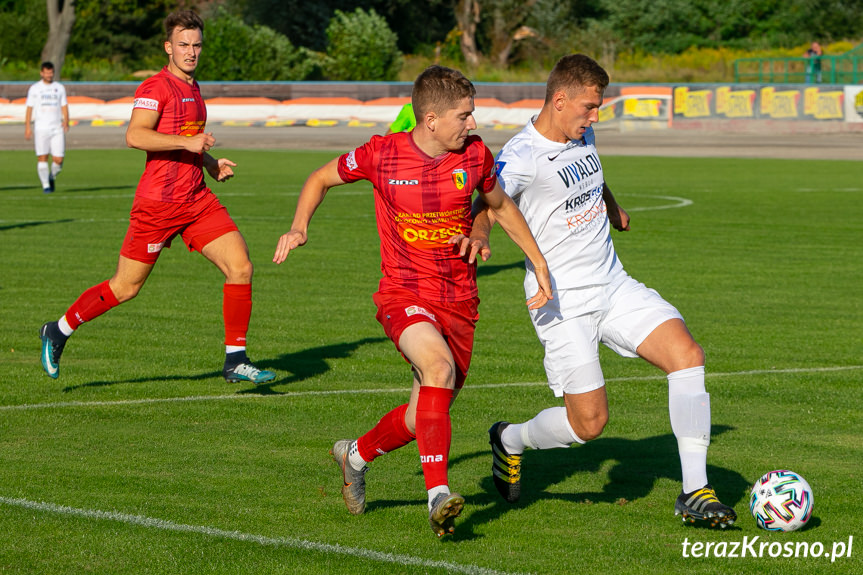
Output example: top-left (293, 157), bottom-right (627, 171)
top-left (1, 147), bottom-right (860, 575)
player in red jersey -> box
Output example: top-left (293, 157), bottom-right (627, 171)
top-left (39, 10), bottom-right (275, 385)
top-left (273, 65), bottom-right (552, 537)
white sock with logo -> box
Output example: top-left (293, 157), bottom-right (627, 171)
top-left (668, 366), bottom-right (710, 493)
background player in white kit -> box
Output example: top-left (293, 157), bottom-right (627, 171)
top-left (473, 54), bottom-right (737, 528)
top-left (24, 62), bottom-right (69, 193)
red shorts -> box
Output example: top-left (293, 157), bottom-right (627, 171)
top-left (120, 193), bottom-right (238, 264)
top-left (374, 288), bottom-right (480, 389)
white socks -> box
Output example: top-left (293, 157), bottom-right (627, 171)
top-left (51, 162), bottom-right (62, 178)
top-left (347, 440), bottom-right (367, 471)
top-left (37, 161), bottom-right (50, 188)
top-left (668, 366), bottom-right (710, 493)
top-left (427, 485), bottom-right (450, 510)
top-left (57, 315), bottom-right (74, 337)
top-left (502, 407), bottom-right (583, 454)
top-left (498, 367), bottom-right (712, 494)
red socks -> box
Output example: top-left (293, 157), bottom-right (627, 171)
top-left (355, 387), bottom-right (454, 490)
top-left (414, 386), bottom-right (454, 490)
top-left (223, 283), bottom-right (252, 346)
top-left (65, 280), bottom-right (120, 328)
top-left (63, 282), bottom-right (251, 345)
top-left (357, 403), bottom-right (416, 462)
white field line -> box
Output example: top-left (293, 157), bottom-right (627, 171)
top-left (622, 194), bottom-right (693, 212)
top-left (0, 496), bottom-right (527, 575)
top-left (0, 189), bottom-right (370, 203)
top-left (3, 365), bottom-right (861, 413)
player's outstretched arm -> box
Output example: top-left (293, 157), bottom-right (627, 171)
top-left (603, 182), bottom-right (630, 231)
top-left (273, 157), bottom-right (345, 264)
top-left (483, 182), bottom-right (552, 309)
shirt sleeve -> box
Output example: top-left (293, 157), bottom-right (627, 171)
top-left (133, 77), bottom-right (164, 113)
top-left (337, 136), bottom-right (379, 183)
top-left (389, 103), bottom-right (415, 133)
top-left (476, 144), bottom-right (498, 194)
top-left (494, 146), bottom-right (535, 204)
top-left (25, 85), bottom-right (36, 108)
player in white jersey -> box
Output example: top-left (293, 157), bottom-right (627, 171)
top-left (473, 54), bottom-right (736, 528)
top-left (25, 62), bottom-right (69, 193)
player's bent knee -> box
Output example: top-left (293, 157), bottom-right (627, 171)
top-left (420, 359), bottom-right (456, 389)
top-left (111, 283), bottom-right (142, 303)
top-left (566, 410), bottom-right (608, 442)
top-left (680, 340), bottom-right (705, 369)
top-left (225, 259), bottom-right (254, 283)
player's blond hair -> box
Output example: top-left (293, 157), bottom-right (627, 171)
top-left (412, 65), bottom-right (476, 121)
top-left (165, 10), bottom-right (204, 42)
top-left (545, 54), bottom-right (610, 101)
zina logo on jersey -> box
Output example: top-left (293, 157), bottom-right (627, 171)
top-left (451, 169), bottom-right (467, 190)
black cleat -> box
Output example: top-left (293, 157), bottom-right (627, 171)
top-left (489, 421), bottom-right (522, 503)
top-left (674, 485), bottom-right (737, 528)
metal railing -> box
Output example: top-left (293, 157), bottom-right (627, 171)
top-left (734, 50), bottom-right (862, 84)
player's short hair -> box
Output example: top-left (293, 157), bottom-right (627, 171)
top-left (545, 54), bottom-right (609, 101)
top-left (40, 62), bottom-right (54, 71)
top-left (164, 10), bottom-right (204, 42)
top-left (412, 65), bottom-right (476, 121)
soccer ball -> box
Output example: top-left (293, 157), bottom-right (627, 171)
top-left (749, 470), bottom-right (814, 532)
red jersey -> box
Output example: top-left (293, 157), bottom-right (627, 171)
top-left (337, 132), bottom-right (497, 303)
top-left (132, 67), bottom-right (209, 203)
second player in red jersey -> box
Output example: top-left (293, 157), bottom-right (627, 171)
top-left (338, 131), bottom-right (496, 302)
top-left (274, 65), bottom-right (552, 538)
top-left (39, 10), bottom-right (275, 385)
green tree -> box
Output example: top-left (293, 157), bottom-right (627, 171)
top-left (593, 0), bottom-right (863, 53)
top-left (322, 7), bottom-right (402, 81)
top-left (238, 0), bottom-right (455, 54)
top-left (195, 9), bottom-right (313, 81)
top-left (0, 0), bottom-right (47, 71)
top-left (68, 0), bottom-right (190, 72)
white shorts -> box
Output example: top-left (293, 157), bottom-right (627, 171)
top-left (33, 126), bottom-right (65, 158)
top-left (529, 272), bottom-right (683, 397)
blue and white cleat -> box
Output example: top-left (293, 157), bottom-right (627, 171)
top-left (223, 361), bottom-right (276, 384)
top-left (40, 322), bottom-right (67, 379)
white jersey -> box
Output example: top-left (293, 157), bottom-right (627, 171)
top-left (26, 80), bottom-right (67, 130)
top-left (495, 119), bottom-right (623, 296)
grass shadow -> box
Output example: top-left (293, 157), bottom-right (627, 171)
top-left (476, 260), bottom-right (523, 278)
top-left (59, 185), bottom-right (136, 193)
top-left (455, 424), bottom-right (747, 538)
top-left (0, 218), bottom-right (75, 232)
top-left (62, 336), bottom-right (388, 393)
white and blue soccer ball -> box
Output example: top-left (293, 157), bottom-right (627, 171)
top-left (749, 470), bottom-right (814, 532)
